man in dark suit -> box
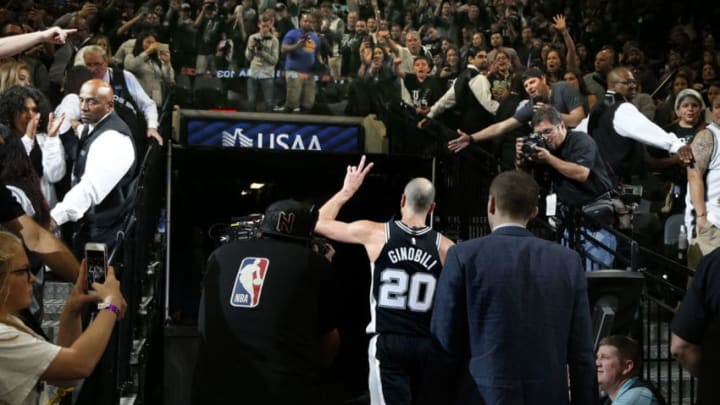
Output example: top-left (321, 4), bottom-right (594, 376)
top-left (431, 170), bottom-right (597, 405)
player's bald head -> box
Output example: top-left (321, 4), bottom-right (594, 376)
top-left (404, 178), bottom-right (435, 213)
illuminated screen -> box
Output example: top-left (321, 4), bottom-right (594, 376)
top-left (186, 119), bottom-right (362, 152)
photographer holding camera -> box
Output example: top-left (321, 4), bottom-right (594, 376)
top-left (245, 16), bottom-right (279, 112)
top-left (516, 106), bottom-right (616, 269)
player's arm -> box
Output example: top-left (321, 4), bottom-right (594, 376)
top-left (315, 218), bottom-right (382, 246)
top-left (317, 155), bottom-right (374, 222)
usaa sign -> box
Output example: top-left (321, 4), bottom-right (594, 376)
top-left (187, 120), bottom-right (361, 152)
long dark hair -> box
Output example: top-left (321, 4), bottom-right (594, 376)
top-left (0, 125), bottom-right (50, 227)
top-left (0, 85), bottom-right (50, 137)
top-left (132, 30), bottom-right (161, 66)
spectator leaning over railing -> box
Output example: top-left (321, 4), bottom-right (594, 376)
top-left (0, 22), bottom-right (51, 95)
top-left (0, 26), bottom-right (75, 60)
top-left (0, 231), bottom-right (127, 405)
top-left (449, 67), bottom-right (585, 153)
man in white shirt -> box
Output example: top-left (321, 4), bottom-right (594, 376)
top-left (423, 46), bottom-right (498, 133)
top-left (50, 79), bottom-right (136, 254)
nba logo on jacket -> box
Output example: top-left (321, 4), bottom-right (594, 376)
top-left (230, 257), bottom-right (270, 308)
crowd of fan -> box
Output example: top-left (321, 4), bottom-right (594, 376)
top-left (0, 0), bottom-right (718, 254)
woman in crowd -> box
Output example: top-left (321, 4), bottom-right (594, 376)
top-left (124, 30), bottom-right (175, 105)
top-left (358, 45), bottom-right (393, 80)
top-left (0, 127), bottom-right (50, 228)
top-left (655, 71), bottom-right (692, 127)
top-left (0, 59), bottom-right (32, 93)
top-left (487, 49), bottom-right (513, 93)
top-left (694, 63), bottom-right (717, 95)
top-left (648, 88), bottom-right (706, 216)
top-left (0, 85), bottom-right (65, 207)
top-left (0, 231), bottom-right (127, 405)
top-left (438, 45), bottom-right (461, 90)
top-left (704, 81), bottom-right (720, 124)
top-left (544, 48), bottom-right (565, 84)
top-left (564, 68), bottom-right (597, 113)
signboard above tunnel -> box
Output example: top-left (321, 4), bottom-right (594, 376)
top-left (174, 110), bottom-right (364, 153)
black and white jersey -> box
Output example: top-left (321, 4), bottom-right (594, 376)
top-left (367, 220), bottom-right (442, 337)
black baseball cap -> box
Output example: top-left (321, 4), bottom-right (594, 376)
top-left (259, 199), bottom-right (317, 241)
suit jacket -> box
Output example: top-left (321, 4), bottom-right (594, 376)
top-left (431, 225), bottom-right (597, 405)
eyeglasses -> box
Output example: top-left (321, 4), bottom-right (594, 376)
top-left (9, 266), bottom-right (32, 282)
top-left (537, 126), bottom-right (556, 136)
top-left (617, 79), bottom-right (637, 85)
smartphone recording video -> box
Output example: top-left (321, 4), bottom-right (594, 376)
top-left (85, 243), bottom-right (107, 291)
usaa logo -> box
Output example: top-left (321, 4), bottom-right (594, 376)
top-left (222, 128), bottom-right (322, 150)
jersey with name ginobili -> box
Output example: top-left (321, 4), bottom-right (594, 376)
top-left (367, 220), bottom-right (442, 337)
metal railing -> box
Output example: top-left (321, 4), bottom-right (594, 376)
top-left (565, 210), bottom-right (698, 404)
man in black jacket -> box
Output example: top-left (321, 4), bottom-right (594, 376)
top-left (193, 199), bottom-right (339, 405)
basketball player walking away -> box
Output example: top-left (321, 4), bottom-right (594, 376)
top-left (315, 155), bottom-right (455, 405)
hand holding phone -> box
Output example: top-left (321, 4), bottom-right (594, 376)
top-left (85, 243), bottom-right (107, 291)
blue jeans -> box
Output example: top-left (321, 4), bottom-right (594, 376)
top-left (563, 227), bottom-right (617, 271)
top-left (247, 77), bottom-right (275, 111)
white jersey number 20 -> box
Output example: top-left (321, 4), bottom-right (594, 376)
top-left (378, 268), bottom-right (436, 312)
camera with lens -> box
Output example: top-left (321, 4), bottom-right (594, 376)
top-left (521, 132), bottom-right (548, 159)
top-left (530, 94), bottom-right (545, 105)
top-left (252, 39), bottom-right (264, 52)
top-left (209, 214), bottom-right (264, 245)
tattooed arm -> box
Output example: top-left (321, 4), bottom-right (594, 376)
top-left (687, 129), bottom-right (714, 231)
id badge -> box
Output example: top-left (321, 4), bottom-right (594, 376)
top-left (546, 193), bottom-right (557, 217)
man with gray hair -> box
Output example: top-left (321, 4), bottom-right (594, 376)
top-left (83, 45), bottom-right (163, 147)
top-left (315, 155), bottom-right (454, 405)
